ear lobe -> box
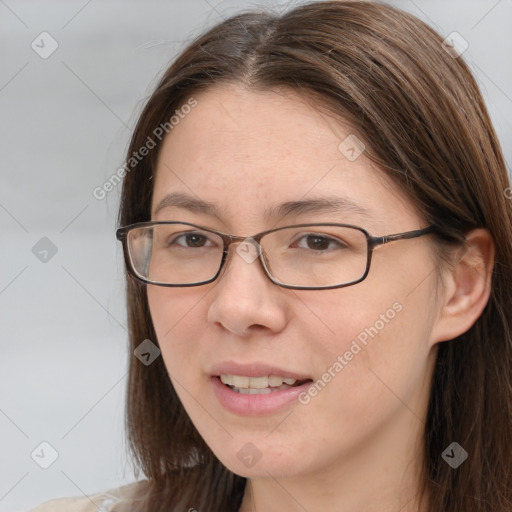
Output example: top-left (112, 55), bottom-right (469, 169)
top-left (431, 228), bottom-right (495, 344)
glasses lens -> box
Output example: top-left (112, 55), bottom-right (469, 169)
top-left (126, 224), bottom-right (224, 285)
top-left (260, 225), bottom-right (368, 288)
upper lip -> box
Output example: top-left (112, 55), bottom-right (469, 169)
top-left (210, 361), bottom-right (312, 381)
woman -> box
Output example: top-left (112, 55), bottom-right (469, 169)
top-left (30, 1), bottom-right (512, 511)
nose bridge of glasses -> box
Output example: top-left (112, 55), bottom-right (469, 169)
top-left (224, 235), bottom-right (263, 262)
top-left (213, 234), bottom-right (271, 283)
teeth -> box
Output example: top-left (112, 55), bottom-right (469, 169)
top-left (232, 375), bottom-right (250, 388)
top-left (268, 375), bottom-right (283, 387)
top-left (245, 376), bottom-right (268, 389)
top-left (241, 388), bottom-right (272, 394)
top-left (220, 375), bottom-right (234, 386)
top-left (220, 374), bottom-right (299, 389)
top-left (231, 384), bottom-right (294, 394)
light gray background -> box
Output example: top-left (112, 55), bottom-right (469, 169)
top-left (1, 1), bottom-right (510, 510)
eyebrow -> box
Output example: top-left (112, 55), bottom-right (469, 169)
top-left (152, 191), bottom-right (374, 222)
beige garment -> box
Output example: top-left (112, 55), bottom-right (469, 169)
top-left (26, 480), bottom-right (147, 512)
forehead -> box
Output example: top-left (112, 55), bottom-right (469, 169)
top-left (151, 83), bottom-right (420, 232)
top-left (161, 83), bottom-right (348, 163)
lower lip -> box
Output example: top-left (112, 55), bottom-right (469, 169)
top-left (210, 376), bottom-right (313, 416)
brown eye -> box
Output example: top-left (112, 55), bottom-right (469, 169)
top-left (171, 232), bottom-right (211, 248)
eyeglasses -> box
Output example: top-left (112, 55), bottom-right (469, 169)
top-left (116, 221), bottom-right (436, 290)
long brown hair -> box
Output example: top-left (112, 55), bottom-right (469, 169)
top-left (117, 2), bottom-right (512, 510)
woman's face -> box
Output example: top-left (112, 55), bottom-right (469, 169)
top-left (147, 83), bottom-right (442, 480)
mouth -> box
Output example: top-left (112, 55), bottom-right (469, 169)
top-left (209, 362), bottom-right (315, 415)
top-left (210, 374), bottom-right (314, 415)
top-left (217, 374), bottom-right (312, 394)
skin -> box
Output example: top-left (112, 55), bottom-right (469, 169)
top-left (146, 83), bottom-right (494, 512)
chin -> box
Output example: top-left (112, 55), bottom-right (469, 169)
top-left (209, 439), bottom-right (308, 479)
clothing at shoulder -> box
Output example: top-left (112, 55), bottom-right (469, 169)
top-left (27, 480), bottom-right (147, 512)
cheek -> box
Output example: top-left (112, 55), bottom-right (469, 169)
top-left (147, 287), bottom-right (205, 374)
top-left (288, 301), bottom-right (432, 473)
top-left (310, 284), bottom-right (404, 359)
top-left (304, 262), bottom-right (436, 416)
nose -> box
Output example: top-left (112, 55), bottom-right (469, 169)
top-left (206, 240), bottom-right (288, 336)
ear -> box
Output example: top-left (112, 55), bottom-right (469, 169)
top-left (431, 228), bottom-right (495, 344)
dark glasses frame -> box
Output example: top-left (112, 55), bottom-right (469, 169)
top-left (116, 221), bottom-right (437, 290)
